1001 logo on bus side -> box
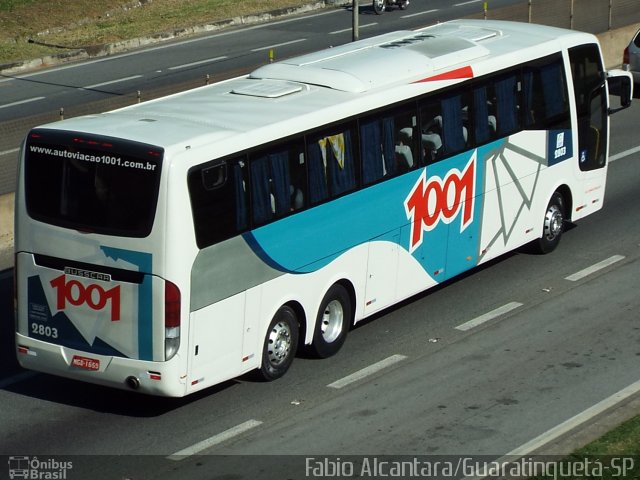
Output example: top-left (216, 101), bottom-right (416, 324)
top-left (404, 154), bottom-right (476, 254)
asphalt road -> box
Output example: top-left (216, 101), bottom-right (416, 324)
top-left (0, 103), bottom-right (639, 479)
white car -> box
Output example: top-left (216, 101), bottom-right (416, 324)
top-left (623, 27), bottom-right (640, 87)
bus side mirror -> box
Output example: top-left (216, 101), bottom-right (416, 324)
top-left (607, 70), bottom-right (633, 114)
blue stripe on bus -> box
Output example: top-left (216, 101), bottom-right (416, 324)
top-left (247, 144), bottom-right (494, 279)
top-left (102, 247), bottom-right (154, 361)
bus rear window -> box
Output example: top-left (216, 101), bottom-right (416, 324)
top-left (24, 130), bottom-right (163, 237)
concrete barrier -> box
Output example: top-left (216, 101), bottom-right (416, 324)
top-left (598, 23), bottom-right (640, 69)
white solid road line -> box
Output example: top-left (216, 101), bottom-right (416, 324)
top-left (327, 354), bottom-right (408, 389)
top-left (455, 302), bottom-right (523, 332)
top-left (610, 145), bottom-right (640, 162)
top-left (167, 419), bottom-right (263, 460)
top-left (565, 255), bottom-right (625, 282)
top-left (454, 0), bottom-right (482, 6)
top-left (83, 75), bottom-right (143, 89)
top-left (251, 38), bottom-right (307, 52)
top-left (330, 23), bottom-right (378, 35)
top-left (0, 96), bottom-right (45, 109)
top-left (0, 147), bottom-right (20, 157)
top-left (169, 56), bottom-right (228, 70)
top-left (402, 9), bottom-right (439, 18)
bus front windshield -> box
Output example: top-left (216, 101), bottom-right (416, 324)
top-left (24, 130), bottom-right (163, 237)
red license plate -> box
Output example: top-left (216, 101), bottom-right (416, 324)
top-left (71, 355), bottom-right (100, 371)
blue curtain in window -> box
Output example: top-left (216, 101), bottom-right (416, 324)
top-left (233, 163), bottom-right (247, 230)
top-left (541, 63), bottom-right (565, 118)
top-left (308, 129), bottom-right (355, 202)
top-left (473, 86), bottom-right (490, 144)
top-left (522, 70), bottom-right (535, 127)
top-left (442, 95), bottom-right (465, 154)
top-left (329, 130), bottom-right (355, 196)
top-left (269, 151), bottom-right (291, 216)
top-left (382, 116), bottom-right (396, 176)
top-left (495, 75), bottom-right (518, 135)
top-left (308, 141), bottom-right (329, 204)
top-left (360, 119), bottom-right (384, 184)
top-left (250, 155), bottom-right (272, 225)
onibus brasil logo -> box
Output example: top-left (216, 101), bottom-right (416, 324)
top-left (8, 456), bottom-right (72, 479)
top-left (404, 153), bottom-right (476, 254)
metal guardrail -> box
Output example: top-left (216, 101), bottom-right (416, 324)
top-left (1, 0), bottom-right (639, 196)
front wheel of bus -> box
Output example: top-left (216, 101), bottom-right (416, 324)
top-left (258, 306), bottom-right (299, 381)
top-left (309, 284), bottom-right (351, 358)
top-left (536, 192), bottom-right (565, 254)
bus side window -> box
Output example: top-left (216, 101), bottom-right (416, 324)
top-left (249, 140), bottom-right (306, 226)
top-left (419, 100), bottom-right (443, 165)
top-left (441, 93), bottom-right (467, 157)
top-left (359, 105), bottom-right (417, 185)
top-left (188, 157), bottom-right (248, 249)
top-left (360, 116), bottom-right (390, 185)
top-left (472, 84), bottom-right (492, 145)
top-left (523, 55), bottom-right (570, 130)
top-left (307, 123), bottom-right (357, 204)
top-left (393, 109), bottom-right (417, 173)
top-left (488, 71), bottom-right (521, 138)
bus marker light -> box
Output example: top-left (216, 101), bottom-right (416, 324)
top-left (18, 345), bottom-right (36, 356)
top-left (148, 371), bottom-right (162, 381)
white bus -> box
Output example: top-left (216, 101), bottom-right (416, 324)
top-left (15, 20), bottom-right (632, 397)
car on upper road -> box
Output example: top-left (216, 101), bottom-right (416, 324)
top-left (623, 27), bottom-right (640, 91)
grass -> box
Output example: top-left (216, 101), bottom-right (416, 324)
top-left (0, 0), bottom-right (317, 64)
top-left (524, 415), bottom-right (640, 480)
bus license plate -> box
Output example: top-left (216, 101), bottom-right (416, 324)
top-left (71, 355), bottom-right (100, 371)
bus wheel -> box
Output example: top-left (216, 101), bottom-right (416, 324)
top-left (258, 306), bottom-right (299, 381)
top-left (536, 192), bottom-right (565, 254)
top-left (309, 284), bottom-right (351, 358)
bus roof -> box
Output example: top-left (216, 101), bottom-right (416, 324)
top-left (40, 19), bottom-right (596, 158)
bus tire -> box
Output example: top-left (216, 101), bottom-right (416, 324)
top-left (257, 306), bottom-right (299, 381)
top-left (536, 191), bottom-right (565, 254)
top-left (309, 284), bottom-right (351, 358)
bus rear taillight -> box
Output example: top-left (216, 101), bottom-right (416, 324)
top-left (164, 280), bottom-right (181, 360)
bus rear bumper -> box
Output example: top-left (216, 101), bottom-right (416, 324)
top-left (15, 333), bottom-right (187, 397)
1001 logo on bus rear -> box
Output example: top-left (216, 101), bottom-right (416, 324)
top-left (50, 274), bottom-right (121, 321)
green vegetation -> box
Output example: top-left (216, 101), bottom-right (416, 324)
top-left (0, 0), bottom-right (313, 64)
top-left (527, 415), bottom-right (640, 480)
top-left (579, 414), bottom-right (640, 456)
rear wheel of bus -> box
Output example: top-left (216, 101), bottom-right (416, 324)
top-left (258, 306), bottom-right (299, 381)
top-left (308, 283), bottom-right (351, 358)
